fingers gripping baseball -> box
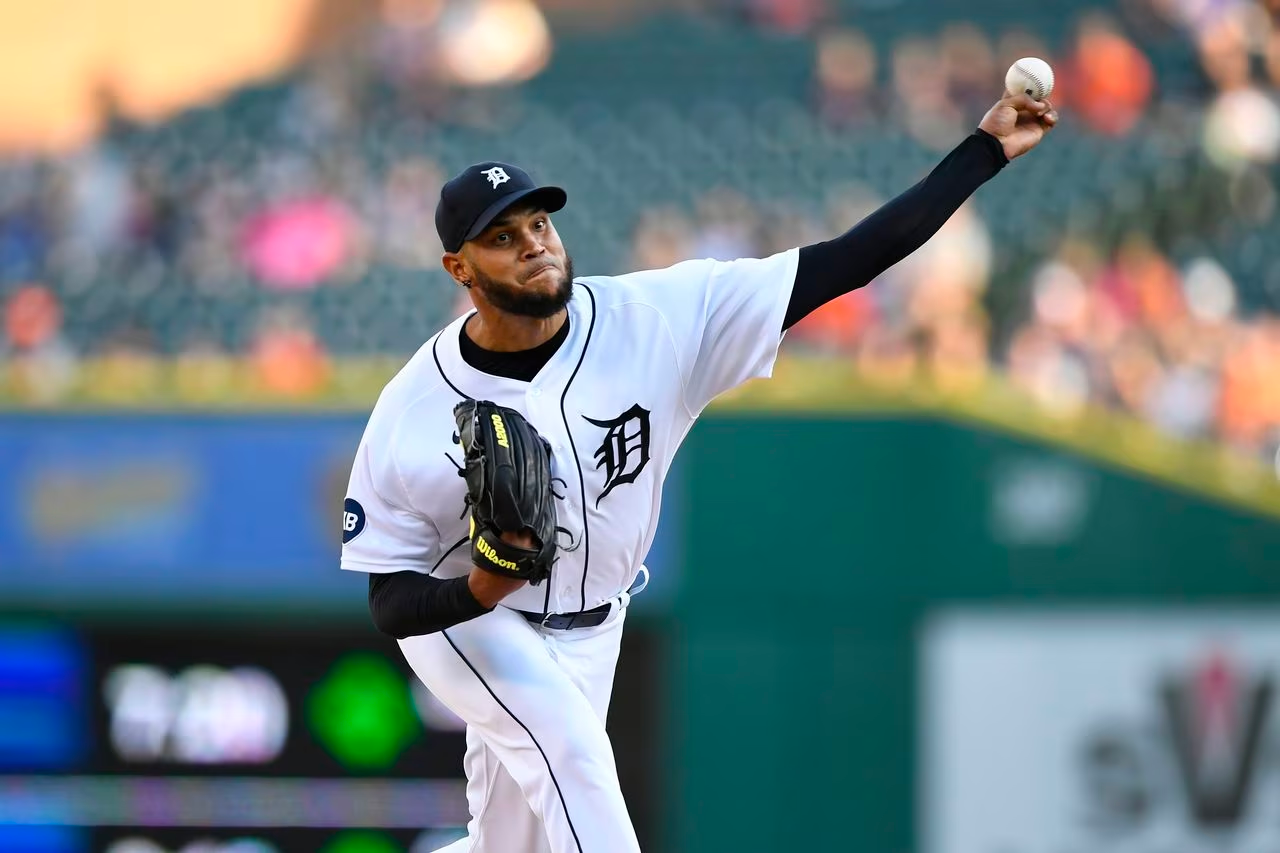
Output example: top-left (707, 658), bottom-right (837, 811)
top-left (979, 58), bottom-right (1060, 161)
top-left (979, 93), bottom-right (1059, 161)
top-left (453, 399), bottom-right (559, 585)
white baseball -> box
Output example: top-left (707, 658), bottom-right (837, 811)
top-left (1005, 57), bottom-right (1054, 101)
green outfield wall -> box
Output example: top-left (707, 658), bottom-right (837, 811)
top-left (662, 410), bottom-right (1280, 853)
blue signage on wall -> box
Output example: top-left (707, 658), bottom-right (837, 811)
top-left (0, 626), bottom-right (85, 771)
top-left (0, 415), bottom-right (680, 611)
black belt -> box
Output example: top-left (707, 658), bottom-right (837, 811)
top-left (515, 569), bottom-right (647, 630)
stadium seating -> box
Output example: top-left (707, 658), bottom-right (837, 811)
top-left (4, 1), bottom-right (1276, 362)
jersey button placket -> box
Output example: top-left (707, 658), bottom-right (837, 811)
top-left (528, 381), bottom-right (573, 610)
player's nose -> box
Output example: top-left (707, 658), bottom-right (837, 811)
top-left (520, 235), bottom-right (548, 260)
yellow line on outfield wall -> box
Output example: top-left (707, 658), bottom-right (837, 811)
top-left (3, 354), bottom-right (1279, 520)
top-left (717, 357), bottom-right (1280, 521)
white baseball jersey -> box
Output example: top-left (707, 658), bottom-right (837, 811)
top-left (341, 248), bottom-right (799, 614)
top-left (341, 248), bottom-right (798, 853)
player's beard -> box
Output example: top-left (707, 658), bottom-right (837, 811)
top-left (472, 256), bottom-right (575, 319)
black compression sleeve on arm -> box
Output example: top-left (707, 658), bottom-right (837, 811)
top-left (368, 571), bottom-right (493, 639)
top-left (784, 129), bottom-right (1008, 330)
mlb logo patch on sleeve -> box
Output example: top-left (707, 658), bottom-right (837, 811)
top-left (342, 498), bottom-right (366, 544)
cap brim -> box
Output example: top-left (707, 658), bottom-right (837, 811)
top-left (463, 186), bottom-right (568, 244)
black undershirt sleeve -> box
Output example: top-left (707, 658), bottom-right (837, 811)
top-left (368, 571), bottom-right (493, 639)
top-left (368, 132), bottom-right (1004, 637)
top-left (784, 129), bottom-right (1008, 330)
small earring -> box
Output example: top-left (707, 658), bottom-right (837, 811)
top-left (461, 280), bottom-right (472, 288)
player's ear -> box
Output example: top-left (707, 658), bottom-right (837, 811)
top-left (441, 252), bottom-right (470, 288)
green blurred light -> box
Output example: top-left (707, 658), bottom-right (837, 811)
top-left (319, 830), bottom-right (404, 853)
top-left (307, 652), bottom-right (421, 770)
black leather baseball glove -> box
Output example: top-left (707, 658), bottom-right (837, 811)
top-left (453, 399), bottom-right (558, 584)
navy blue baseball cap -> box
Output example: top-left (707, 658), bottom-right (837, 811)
top-left (435, 162), bottom-right (567, 253)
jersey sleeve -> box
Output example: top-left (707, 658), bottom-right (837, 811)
top-left (340, 432), bottom-right (441, 575)
top-left (630, 248), bottom-right (798, 414)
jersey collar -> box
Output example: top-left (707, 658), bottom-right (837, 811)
top-left (433, 282), bottom-right (593, 400)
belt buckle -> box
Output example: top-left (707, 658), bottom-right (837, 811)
top-left (540, 611), bottom-right (582, 630)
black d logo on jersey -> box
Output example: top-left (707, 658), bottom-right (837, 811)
top-left (584, 404), bottom-right (651, 506)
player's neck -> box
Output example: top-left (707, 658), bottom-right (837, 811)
top-left (464, 309), bottom-right (567, 353)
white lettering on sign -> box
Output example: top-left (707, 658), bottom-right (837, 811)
top-left (104, 664), bottom-right (288, 764)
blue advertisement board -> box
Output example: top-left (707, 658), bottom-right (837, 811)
top-left (0, 415), bottom-right (680, 612)
top-left (0, 415), bottom-right (366, 610)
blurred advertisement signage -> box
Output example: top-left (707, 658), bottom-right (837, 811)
top-left (921, 611), bottom-right (1280, 853)
top-left (0, 415), bottom-right (364, 606)
top-left (0, 415), bottom-right (679, 610)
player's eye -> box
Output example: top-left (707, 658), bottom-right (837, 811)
top-left (494, 233), bottom-right (511, 244)
top-left (533, 218), bottom-right (546, 230)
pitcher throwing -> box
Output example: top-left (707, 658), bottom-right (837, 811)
top-left (340, 91), bottom-right (1057, 852)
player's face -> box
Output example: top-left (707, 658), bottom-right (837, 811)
top-left (464, 207), bottom-right (574, 319)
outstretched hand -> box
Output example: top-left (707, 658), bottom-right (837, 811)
top-left (979, 92), bottom-right (1059, 161)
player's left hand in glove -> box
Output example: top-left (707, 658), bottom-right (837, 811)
top-left (453, 399), bottom-right (558, 586)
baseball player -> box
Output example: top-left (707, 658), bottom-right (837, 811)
top-left (341, 92), bottom-right (1057, 852)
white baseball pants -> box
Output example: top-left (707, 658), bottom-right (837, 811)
top-left (400, 596), bottom-right (641, 853)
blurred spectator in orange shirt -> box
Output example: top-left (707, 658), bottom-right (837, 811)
top-left (1117, 232), bottom-right (1185, 328)
top-left (1058, 12), bottom-right (1155, 136)
top-left (1091, 232), bottom-right (1181, 327)
top-left (3, 283), bottom-right (77, 403)
top-left (5, 283), bottom-right (60, 350)
top-left (745, 0), bottom-right (826, 35)
top-left (250, 307), bottom-right (331, 398)
top-left (787, 288), bottom-right (879, 353)
top-left (1218, 319), bottom-right (1280, 450)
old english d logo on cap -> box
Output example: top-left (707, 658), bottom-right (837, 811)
top-left (481, 167), bottom-right (511, 189)
top-left (435, 162), bottom-right (567, 253)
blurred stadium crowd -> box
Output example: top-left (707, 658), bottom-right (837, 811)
top-left (2, 0), bottom-right (1280, 462)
